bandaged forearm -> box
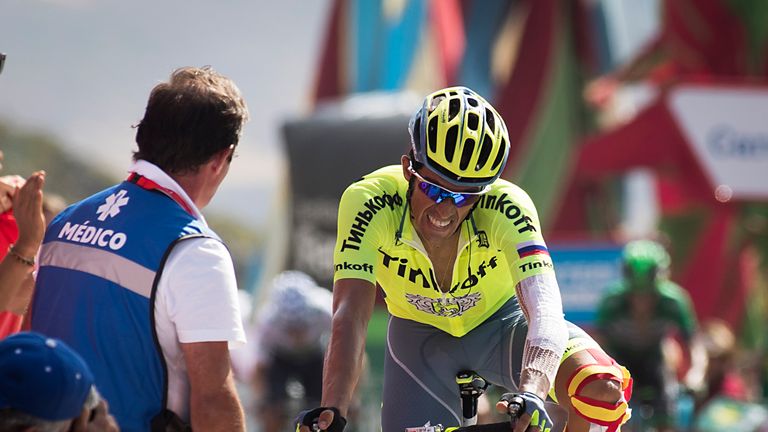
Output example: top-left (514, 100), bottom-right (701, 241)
top-left (516, 273), bottom-right (568, 389)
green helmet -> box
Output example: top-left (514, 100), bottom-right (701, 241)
top-left (622, 240), bottom-right (671, 291)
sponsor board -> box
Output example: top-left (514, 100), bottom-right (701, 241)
top-left (669, 85), bottom-right (768, 200)
top-left (549, 243), bottom-right (623, 325)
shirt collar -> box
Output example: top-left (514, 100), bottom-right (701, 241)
top-left (127, 160), bottom-right (207, 225)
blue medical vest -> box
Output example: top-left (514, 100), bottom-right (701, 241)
top-left (32, 179), bottom-right (217, 431)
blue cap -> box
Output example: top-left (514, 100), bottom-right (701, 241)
top-left (0, 332), bottom-right (95, 421)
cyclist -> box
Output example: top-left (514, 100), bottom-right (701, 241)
top-left (595, 240), bottom-right (699, 432)
top-left (296, 87), bottom-right (633, 432)
top-left (249, 271), bottom-right (333, 431)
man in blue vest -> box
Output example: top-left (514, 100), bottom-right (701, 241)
top-left (31, 66), bottom-right (249, 431)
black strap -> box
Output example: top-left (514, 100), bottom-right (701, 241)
top-left (150, 409), bottom-right (192, 432)
top-left (149, 233), bottom-right (213, 432)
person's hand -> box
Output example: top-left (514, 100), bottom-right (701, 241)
top-left (496, 392), bottom-right (553, 432)
top-left (295, 407), bottom-right (346, 432)
top-left (12, 171), bottom-right (45, 257)
top-left (71, 399), bottom-right (120, 431)
top-left (0, 174), bottom-right (25, 214)
top-left (583, 75), bottom-right (620, 110)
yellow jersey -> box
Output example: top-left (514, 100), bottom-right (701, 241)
top-left (333, 165), bottom-right (555, 337)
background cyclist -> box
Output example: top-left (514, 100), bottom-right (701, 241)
top-left (296, 87), bottom-right (633, 432)
top-left (248, 271), bottom-right (333, 431)
top-left (595, 239), bottom-right (700, 432)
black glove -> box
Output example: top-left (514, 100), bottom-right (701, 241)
top-left (499, 391), bottom-right (554, 432)
top-left (295, 407), bottom-right (347, 432)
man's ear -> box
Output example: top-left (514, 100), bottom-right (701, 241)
top-left (210, 145), bottom-right (234, 174)
top-left (401, 155), bottom-right (412, 181)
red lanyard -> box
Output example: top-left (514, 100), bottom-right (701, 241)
top-left (126, 173), bottom-right (195, 216)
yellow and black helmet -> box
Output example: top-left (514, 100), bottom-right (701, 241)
top-left (408, 86), bottom-right (510, 188)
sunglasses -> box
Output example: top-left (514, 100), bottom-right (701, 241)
top-left (408, 165), bottom-right (489, 208)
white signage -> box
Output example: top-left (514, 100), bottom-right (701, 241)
top-left (668, 85), bottom-right (768, 200)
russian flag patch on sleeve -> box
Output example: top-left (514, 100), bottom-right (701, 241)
top-left (516, 240), bottom-right (550, 258)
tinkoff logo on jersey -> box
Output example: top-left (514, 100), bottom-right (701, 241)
top-left (340, 191), bottom-right (403, 252)
top-left (334, 261), bottom-right (374, 273)
top-left (405, 292), bottom-right (482, 318)
top-left (476, 193), bottom-right (536, 233)
top-left (379, 248), bottom-right (499, 293)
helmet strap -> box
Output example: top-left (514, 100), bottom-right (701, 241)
top-left (395, 176), bottom-right (415, 245)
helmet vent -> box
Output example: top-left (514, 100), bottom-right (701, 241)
top-left (460, 138), bottom-right (475, 170)
top-left (427, 116), bottom-right (438, 153)
top-left (431, 95), bottom-right (446, 111)
top-left (467, 113), bottom-right (479, 131)
top-left (485, 109), bottom-right (496, 131)
top-left (477, 135), bottom-right (493, 168)
top-left (490, 136), bottom-right (506, 170)
top-left (467, 98), bottom-right (479, 107)
top-left (448, 99), bottom-right (461, 121)
top-left (445, 125), bottom-right (458, 162)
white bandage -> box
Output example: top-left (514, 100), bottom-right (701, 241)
top-left (516, 273), bottom-right (569, 388)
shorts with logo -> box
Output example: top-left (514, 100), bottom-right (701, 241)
top-left (381, 295), bottom-right (590, 432)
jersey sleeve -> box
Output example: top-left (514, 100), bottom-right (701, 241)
top-left (485, 183), bottom-right (555, 283)
top-left (333, 179), bottom-right (401, 284)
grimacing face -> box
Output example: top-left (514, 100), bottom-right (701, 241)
top-left (401, 156), bottom-right (479, 245)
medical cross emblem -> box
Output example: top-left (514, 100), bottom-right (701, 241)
top-left (97, 190), bottom-right (129, 221)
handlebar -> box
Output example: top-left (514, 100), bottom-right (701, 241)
top-left (505, 395), bottom-right (525, 419)
top-left (454, 422), bottom-right (513, 431)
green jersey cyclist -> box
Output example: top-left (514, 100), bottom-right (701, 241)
top-left (595, 240), bottom-right (699, 432)
top-left (296, 87), bottom-right (633, 432)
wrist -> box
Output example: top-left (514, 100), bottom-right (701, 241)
top-left (519, 370), bottom-right (550, 399)
top-left (9, 303), bottom-right (28, 315)
top-left (11, 239), bottom-right (38, 258)
top-left (8, 245), bottom-right (35, 267)
top-left (521, 391), bottom-right (545, 402)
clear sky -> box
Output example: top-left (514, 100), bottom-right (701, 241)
top-left (0, 0), bottom-right (331, 228)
